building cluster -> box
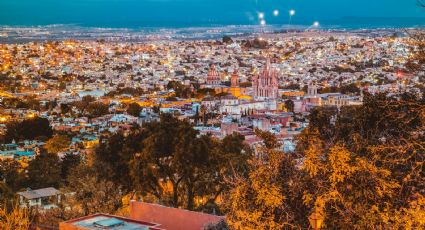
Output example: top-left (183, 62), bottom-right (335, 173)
top-left (0, 31), bottom-right (422, 162)
top-left (0, 30), bottom-right (423, 230)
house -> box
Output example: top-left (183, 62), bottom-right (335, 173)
top-left (60, 201), bottom-right (225, 230)
top-left (59, 213), bottom-right (164, 230)
top-left (17, 187), bottom-right (61, 209)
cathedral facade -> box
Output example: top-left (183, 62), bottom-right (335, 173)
top-left (253, 59), bottom-right (279, 99)
top-left (206, 64), bottom-right (221, 85)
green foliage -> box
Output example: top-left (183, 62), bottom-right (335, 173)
top-left (254, 129), bottom-right (280, 149)
top-left (0, 204), bottom-right (30, 230)
top-left (222, 36), bottom-right (233, 44)
top-left (60, 103), bottom-right (71, 115)
top-left (94, 132), bottom-right (143, 191)
top-left (318, 83), bottom-right (360, 94)
top-left (27, 152), bottom-right (61, 189)
top-left (44, 135), bottom-right (71, 154)
top-left (86, 102), bottom-right (109, 118)
top-left (284, 99), bottom-right (295, 113)
top-left (224, 94), bottom-right (425, 229)
top-left (165, 96), bottom-right (178, 101)
top-left (0, 159), bottom-right (26, 193)
top-left (406, 31), bottom-right (425, 72)
top-left (60, 153), bottom-right (81, 183)
top-left (196, 88), bottom-right (216, 98)
top-left (127, 102), bottom-right (142, 117)
top-left (74, 95), bottom-right (96, 114)
top-left (66, 163), bottom-right (123, 216)
top-left (167, 81), bottom-right (193, 98)
top-left (93, 114), bottom-right (249, 212)
top-left (223, 146), bottom-right (299, 229)
top-left (281, 83), bottom-right (300, 90)
top-left (4, 117), bottom-right (53, 143)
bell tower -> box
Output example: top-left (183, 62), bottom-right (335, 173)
top-left (231, 70), bottom-right (239, 88)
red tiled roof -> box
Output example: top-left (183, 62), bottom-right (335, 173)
top-left (130, 201), bottom-right (224, 230)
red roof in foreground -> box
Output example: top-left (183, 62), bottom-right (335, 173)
top-left (130, 201), bottom-right (225, 230)
top-left (59, 213), bottom-right (163, 230)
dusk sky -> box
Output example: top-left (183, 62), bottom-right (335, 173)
top-left (0, 0), bottom-right (424, 27)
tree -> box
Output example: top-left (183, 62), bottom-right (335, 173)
top-left (193, 106), bottom-right (200, 125)
top-left (61, 153), bottom-right (81, 183)
top-left (296, 94), bottom-right (425, 228)
top-left (222, 36), bottom-right (233, 44)
top-left (94, 132), bottom-right (142, 191)
top-left (223, 145), bottom-right (296, 229)
top-left (254, 129), bottom-right (280, 150)
top-left (66, 164), bottom-right (123, 216)
top-left (130, 114), bottom-right (201, 208)
top-left (74, 95), bottom-right (96, 114)
top-left (27, 152), bottom-right (61, 189)
top-left (284, 99), bottom-right (295, 113)
top-left (0, 159), bottom-right (26, 193)
top-left (301, 142), bottom-right (400, 229)
top-left (195, 88), bottom-right (216, 98)
top-left (0, 159), bottom-right (27, 205)
top-left (44, 135), bottom-right (71, 154)
top-left (406, 29), bottom-right (425, 72)
top-left (86, 102), bottom-right (109, 118)
top-left (127, 102), bottom-right (142, 117)
top-left (166, 81), bottom-right (193, 98)
top-left (4, 117), bottom-right (53, 142)
top-left (93, 114), bottom-right (249, 213)
top-left (60, 103), bottom-right (71, 115)
top-left (0, 205), bottom-right (30, 230)
top-left (223, 94), bottom-right (425, 229)
top-left (200, 105), bottom-right (207, 125)
top-left (129, 114), bottom-right (249, 211)
top-left (0, 182), bottom-right (14, 208)
top-left (203, 219), bottom-right (230, 230)
top-left (32, 206), bottom-right (81, 229)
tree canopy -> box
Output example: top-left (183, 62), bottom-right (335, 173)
top-left (93, 114), bottom-right (250, 211)
top-left (44, 135), bottom-right (71, 154)
top-left (223, 94), bottom-right (425, 229)
top-left (3, 117), bottom-right (53, 143)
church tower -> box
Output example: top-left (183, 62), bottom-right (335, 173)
top-left (230, 69), bottom-right (239, 88)
top-left (253, 58), bottom-right (279, 99)
top-left (307, 82), bottom-right (318, 97)
top-left (206, 64), bottom-right (221, 85)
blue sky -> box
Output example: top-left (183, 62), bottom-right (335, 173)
top-left (0, 0), bottom-right (423, 27)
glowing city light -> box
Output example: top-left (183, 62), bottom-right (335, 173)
top-left (313, 21), bottom-right (320, 27)
top-left (273, 10), bottom-right (279, 16)
top-left (288, 10), bottom-right (296, 26)
top-left (260, 19), bottom-right (266, 26)
top-left (258, 12), bottom-right (265, 19)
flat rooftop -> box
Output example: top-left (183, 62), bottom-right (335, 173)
top-left (60, 214), bottom-right (163, 230)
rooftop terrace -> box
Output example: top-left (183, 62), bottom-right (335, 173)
top-left (60, 214), bottom-right (163, 230)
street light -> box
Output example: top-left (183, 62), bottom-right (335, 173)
top-left (289, 9), bottom-right (296, 26)
top-left (258, 12), bottom-right (265, 20)
top-left (305, 21), bottom-right (320, 32)
top-left (309, 211), bottom-right (324, 230)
